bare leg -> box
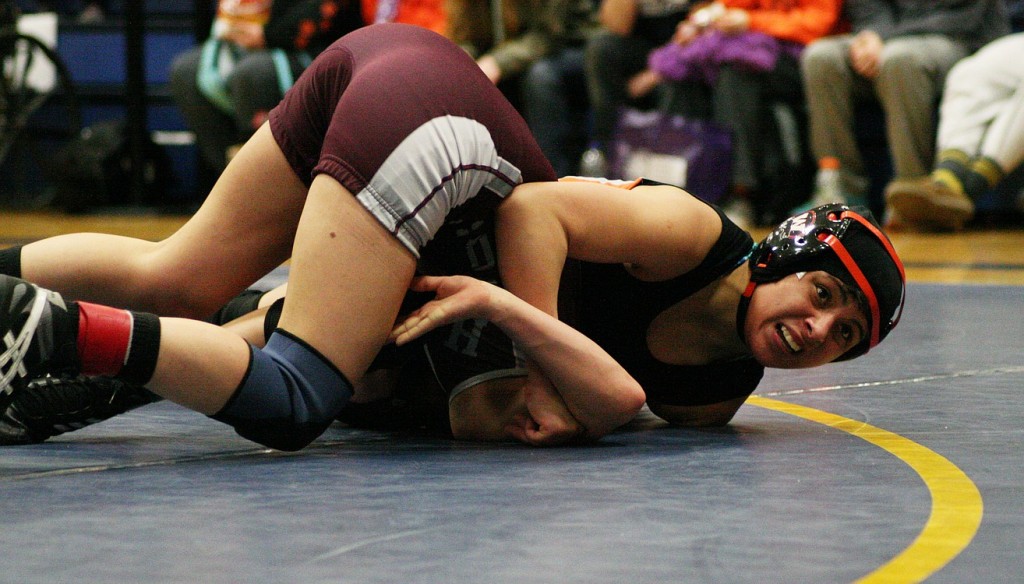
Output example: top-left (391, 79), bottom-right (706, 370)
top-left (277, 175), bottom-right (417, 381)
top-left (132, 174), bottom-right (417, 416)
top-left (20, 124), bottom-right (305, 318)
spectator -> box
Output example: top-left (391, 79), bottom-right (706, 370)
top-left (799, 0), bottom-right (1009, 216)
top-left (360, 0), bottom-right (446, 33)
top-left (444, 0), bottom-right (559, 108)
top-left (629, 0), bottom-right (841, 228)
top-left (521, 0), bottom-right (602, 177)
top-left (885, 33), bottom-right (1024, 230)
top-left (579, 0), bottom-right (693, 176)
top-left (170, 0), bottom-right (364, 173)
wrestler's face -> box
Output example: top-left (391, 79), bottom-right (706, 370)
top-left (744, 271), bottom-right (868, 368)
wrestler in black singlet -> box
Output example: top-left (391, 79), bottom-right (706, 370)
top-left (339, 182), bottom-right (765, 434)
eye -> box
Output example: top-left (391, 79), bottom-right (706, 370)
top-left (815, 284), bottom-right (830, 303)
top-left (839, 323), bottom-right (854, 342)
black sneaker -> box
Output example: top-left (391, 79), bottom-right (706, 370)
top-left (0, 275), bottom-right (50, 412)
top-left (0, 375), bottom-right (162, 445)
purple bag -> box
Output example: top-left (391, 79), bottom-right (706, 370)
top-left (608, 107), bottom-right (733, 204)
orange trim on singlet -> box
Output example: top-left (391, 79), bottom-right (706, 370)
top-left (558, 176), bottom-right (644, 190)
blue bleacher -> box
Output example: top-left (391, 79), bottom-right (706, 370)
top-left (52, 5), bottom-right (206, 205)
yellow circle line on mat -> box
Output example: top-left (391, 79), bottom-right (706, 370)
top-left (746, 395), bottom-right (984, 583)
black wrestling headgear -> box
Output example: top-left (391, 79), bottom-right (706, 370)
top-left (737, 204), bottom-right (906, 360)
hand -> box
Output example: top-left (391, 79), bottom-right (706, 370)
top-left (505, 366), bottom-right (584, 446)
top-left (222, 21), bottom-right (266, 49)
top-left (672, 21), bottom-right (700, 46)
top-left (712, 9), bottom-right (749, 34)
top-left (627, 69), bottom-right (663, 99)
top-left (849, 30), bottom-right (883, 79)
top-left (390, 275), bottom-right (503, 345)
top-left (477, 55), bottom-right (502, 84)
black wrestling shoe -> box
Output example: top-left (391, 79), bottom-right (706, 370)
top-left (0, 275), bottom-right (50, 413)
top-left (0, 375), bottom-right (162, 445)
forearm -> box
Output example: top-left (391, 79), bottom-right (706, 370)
top-left (393, 276), bottom-right (644, 439)
top-left (487, 288), bottom-right (645, 438)
top-left (599, 0), bottom-right (639, 36)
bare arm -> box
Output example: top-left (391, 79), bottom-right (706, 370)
top-left (392, 275), bottom-right (646, 440)
top-left (599, 0), bottom-right (639, 36)
top-left (495, 180), bottom-right (723, 317)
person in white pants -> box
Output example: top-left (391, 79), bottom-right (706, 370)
top-left (886, 33), bottom-right (1024, 231)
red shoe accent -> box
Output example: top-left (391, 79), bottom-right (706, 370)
top-left (76, 302), bottom-right (132, 376)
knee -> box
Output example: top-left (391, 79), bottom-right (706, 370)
top-left (877, 46), bottom-right (924, 79)
top-left (523, 60), bottom-right (560, 109)
top-left (585, 31), bottom-right (619, 73)
top-left (213, 331), bottom-right (355, 451)
top-left (227, 54), bottom-right (275, 98)
top-left (801, 39), bottom-right (846, 79)
top-left (129, 251), bottom-right (237, 319)
top-left (524, 59), bottom-right (560, 92)
top-left (169, 49), bottom-right (201, 98)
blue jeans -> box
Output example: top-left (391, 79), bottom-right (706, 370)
top-left (523, 47), bottom-right (590, 177)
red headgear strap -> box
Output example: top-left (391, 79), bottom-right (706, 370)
top-left (841, 210), bottom-right (907, 332)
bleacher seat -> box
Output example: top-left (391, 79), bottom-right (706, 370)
top-left (55, 9), bottom-right (202, 205)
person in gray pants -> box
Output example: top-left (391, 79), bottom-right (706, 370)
top-left (799, 0), bottom-right (1009, 217)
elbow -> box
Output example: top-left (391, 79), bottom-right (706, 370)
top-left (596, 379), bottom-right (647, 436)
top-left (623, 381), bottom-right (647, 418)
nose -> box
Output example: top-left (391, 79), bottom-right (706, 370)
top-left (805, 310), bottom-right (836, 345)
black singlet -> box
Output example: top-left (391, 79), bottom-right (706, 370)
top-left (338, 182), bottom-right (765, 433)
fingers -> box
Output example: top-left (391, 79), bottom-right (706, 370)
top-left (392, 275), bottom-right (495, 344)
top-left (390, 305), bottom-right (448, 345)
top-left (408, 275), bottom-right (443, 293)
top-left (505, 413), bottom-right (582, 447)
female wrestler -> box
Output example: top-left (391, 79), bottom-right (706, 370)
top-left (1, 23), bottom-right (643, 451)
top-left (2, 192), bottom-right (905, 447)
top-left (0, 26), bottom-right (905, 451)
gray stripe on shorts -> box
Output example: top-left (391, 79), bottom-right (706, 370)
top-left (355, 115), bottom-right (521, 257)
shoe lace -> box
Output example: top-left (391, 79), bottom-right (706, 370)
top-left (0, 290), bottom-right (47, 393)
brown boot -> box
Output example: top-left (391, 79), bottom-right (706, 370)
top-left (885, 177), bottom-right (975, 232)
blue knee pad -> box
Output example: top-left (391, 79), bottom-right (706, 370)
top-left (212, 329), bottom-right (353, 451)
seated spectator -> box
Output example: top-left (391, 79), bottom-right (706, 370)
top-left (885, 33), bottom-right (1024, 231)
top-left (361, 0), bottom-right (446, 33)
top-left (799, 0), bottom-right (1009, 217)
top-left (521, 0), bottom-right (602, 177)
top-left (444, 0), bottom-right (559, 109)
top-left (579, 0), bottom-right (692, 176)
top-left (627, 0), bottom-right (841, 228)
top-left (170, 0), bottom-right (363, 173)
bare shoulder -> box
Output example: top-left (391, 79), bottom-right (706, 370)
top-left (624, 184), bottom-right (723, 281)
top-left (503, 181), bottom-right (723, 279)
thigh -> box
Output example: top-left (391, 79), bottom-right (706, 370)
top-left (879, 35), bottom-right (967, 79)
top-left (228, 50), bottom-right (287, 115)
top-left (801, 35), bottom-right (852, 77)
top-left (152, 124), bottom-right (307, 314)
top-left (278, 174), bottom-right (418, 382)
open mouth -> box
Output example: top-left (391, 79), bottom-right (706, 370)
top-left (777, 324), bottom-right (802, 353)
